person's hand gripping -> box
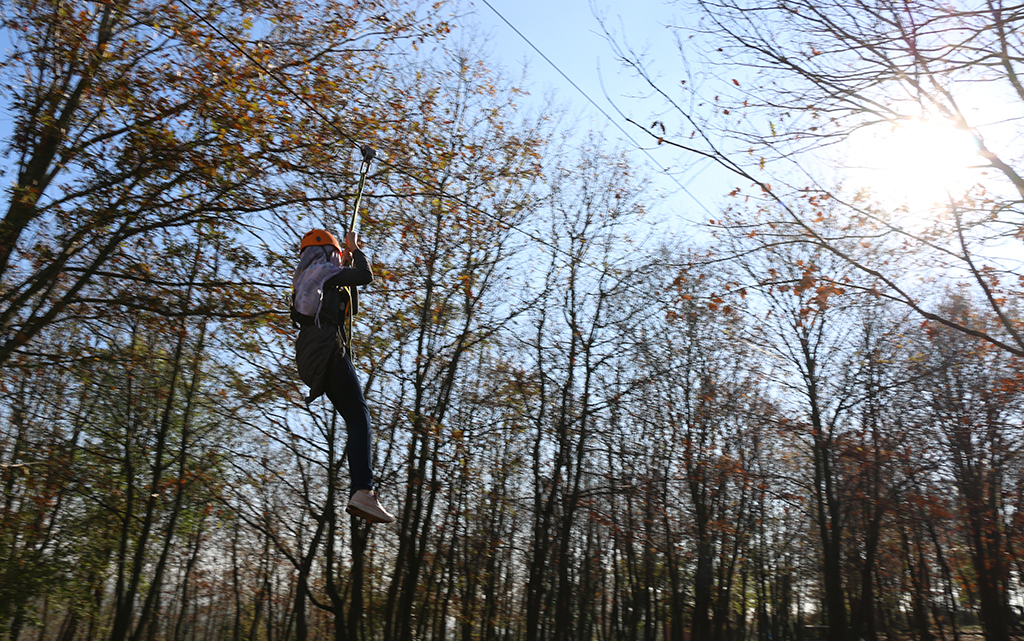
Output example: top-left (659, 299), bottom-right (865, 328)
top-left (340, 230), bottom-right (358, 266)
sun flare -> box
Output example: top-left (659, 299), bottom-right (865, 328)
top-left (845, 118), bottom-right (981, 213)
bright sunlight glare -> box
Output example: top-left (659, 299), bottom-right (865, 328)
top-left (845, 118), bottom-right (981, 214)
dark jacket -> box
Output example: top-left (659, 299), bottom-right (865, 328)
top-left (293, 248), bottom-right (373, 402)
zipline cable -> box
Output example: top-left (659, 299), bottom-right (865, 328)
top-left (478, 0), bottom-right (714, 220)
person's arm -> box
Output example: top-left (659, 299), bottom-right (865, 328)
top-left (324, 231), bottom-right (373, 288)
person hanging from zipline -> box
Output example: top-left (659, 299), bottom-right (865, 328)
top-left (291, 228), bottom-right (395, 524)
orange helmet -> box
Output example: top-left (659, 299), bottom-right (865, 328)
top-left (300, 229), bottom-right (342, 254)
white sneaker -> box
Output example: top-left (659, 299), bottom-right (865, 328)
top-left (346, 489), bottom-right (396, 524)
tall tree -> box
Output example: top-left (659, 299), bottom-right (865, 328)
top-left (0, 235), bottom-right (237, 640)
top-left (610, 0), bottom-right (1024, 357)
top-left (909, 295), bottom-right (1024, 641)
top-left (516, 140), bottom-right (650, 641)
top-left (720, 225), bottom-right (863, 641)
top-left (839, 303), bottom-right (918, 641)
top-left (0, 0), bottom-right (448, 367)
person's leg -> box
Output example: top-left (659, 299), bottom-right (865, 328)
top-left (323, 352), bottom-right (374, 492)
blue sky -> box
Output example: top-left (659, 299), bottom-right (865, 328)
top-left (460, 0), bottom-right (729, 231)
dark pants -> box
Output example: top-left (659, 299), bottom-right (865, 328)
top-left (323, 352), bottom-right (374, 492)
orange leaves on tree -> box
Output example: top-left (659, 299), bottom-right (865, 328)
top-left (793, 269), bottom-right (816, 296)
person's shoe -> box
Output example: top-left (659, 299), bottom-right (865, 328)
top-left (346, 490), bottom-right (396, 524)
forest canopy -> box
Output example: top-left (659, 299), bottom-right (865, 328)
top-left (1, 1), bottom-right (1022, 641)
